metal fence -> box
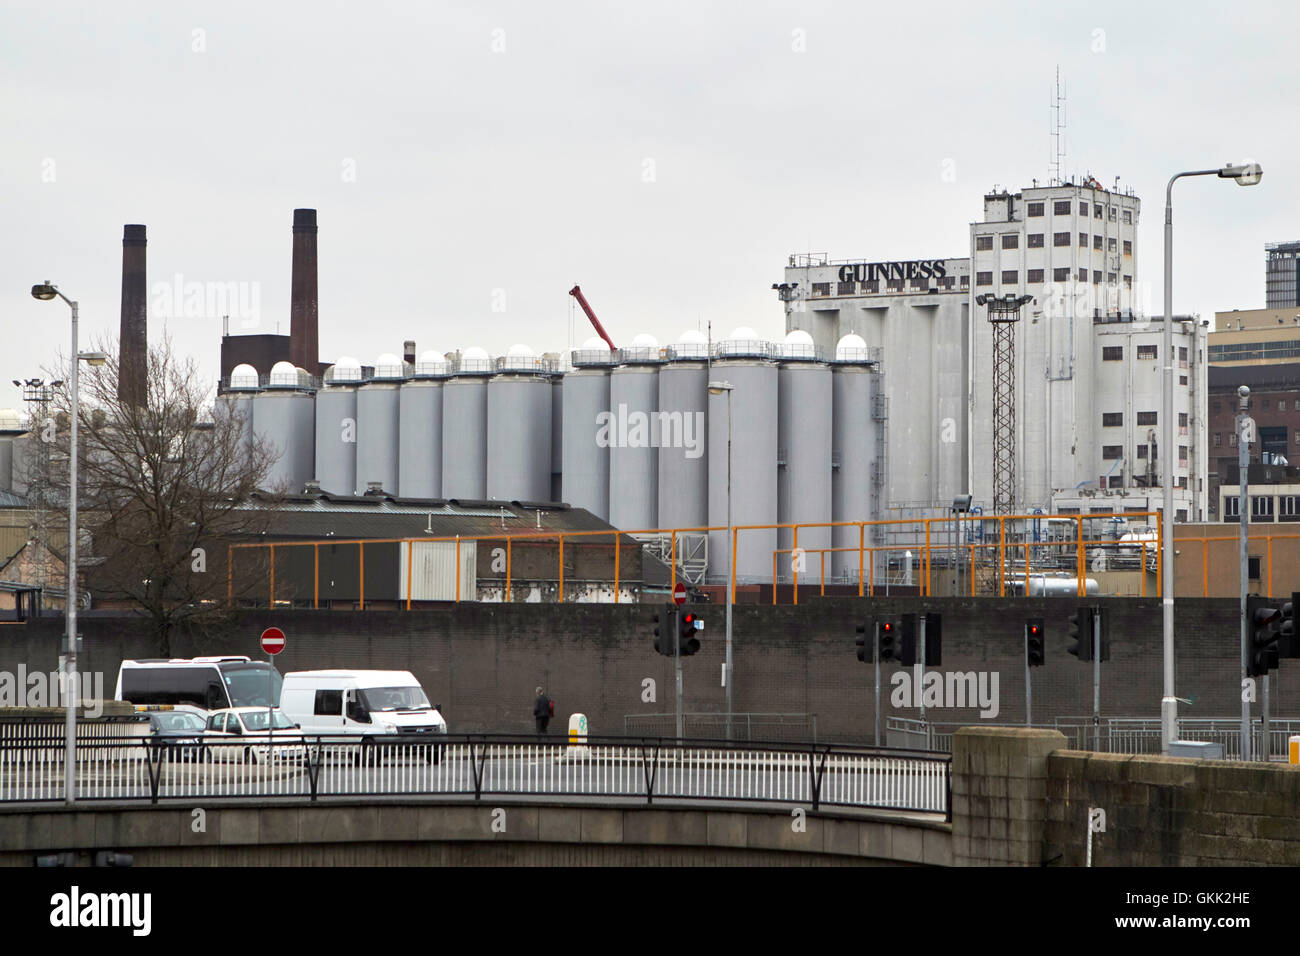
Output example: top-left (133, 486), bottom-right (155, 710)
top-left (0, 734), bottom-right (950, 817)
top-left (623, 713), bottom-right (817, 742)
top-left (888, 715), bottom-right (1300, 760)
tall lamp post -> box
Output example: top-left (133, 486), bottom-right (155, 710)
top-left (1160, 163), bottom-right (1262, 755)
top-left (708, 380), bottom-right (734, 739)
top-left (30, 282), bottom-right (108, 805)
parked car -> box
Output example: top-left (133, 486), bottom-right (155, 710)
top-left (137, 706), bottom-right (206, 761)
top-left (203, 707), bottom-right (307, 764)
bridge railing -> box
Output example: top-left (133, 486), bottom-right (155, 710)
top-left (0, 734), bottom-right (951, 818)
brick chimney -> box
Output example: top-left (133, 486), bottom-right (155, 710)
top-left (118, 224), bottom-right (147, 406)
top-left (290, 209), bottom-right (318, 374)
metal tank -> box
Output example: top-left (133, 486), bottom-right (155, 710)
top-left (551, 375), bottom-right (563, 503)
top-left (831, 334), bottom-right (879, 582)
top-left (440, 346), bottom-right (492, 499)
top-left (223, 363), bottom-right (260, 457)
top-left (254, 361), bottom-right (317, 493)
top-left (562, 337), bottom-right (615, 521)
top-left (398, 350), bottom-right (448, 499)
top-left (315, 357), bottom-right (360, 495)
top-left (487, 344), bottom-right (553, 503)
top-left (776, 330), bottom-right (832, 578)
top-left (608, 334), bottom-right (663, 532)
top-left (709, 329), bottom-right (777, 585)
top-left (657, 330), bottom-right (709, 531)
top-left (355, 353), bottom-right (403, 495)
top-left (0, 409), bottom-right (23, 493)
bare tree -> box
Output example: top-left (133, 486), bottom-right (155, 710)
top-left (34, 335), bottom-right (280, 654)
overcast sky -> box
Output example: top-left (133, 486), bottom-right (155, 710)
top-left (2, 0), bottom-right (1296, 410)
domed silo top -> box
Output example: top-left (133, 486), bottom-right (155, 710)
top-left (715, 326), bottom-right (770, 360)
top-left (371, 353), bottom-right (406, 381)
top-left (834, 332), bottom-right (875, 365)
top-left (617, 332), bottom-right (663, 365)
top-left (414, 349), bottom-right (451, 378)
top-left (665, 329), bottom-right (709, 362)
top-left (229, 363), bottom-right (260, 390)
top-left (324, 355), bottom-right (363, 384)
top-left (456, 346), bottom-right (494, 375)
top-left (774, 329), bottom-right (822, 362)
top-left (572, 335), bottom-right (617, 367)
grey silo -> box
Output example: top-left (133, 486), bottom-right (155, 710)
top-left (561, 353), bottom-right (614, 521)
top-left (440, 348), bottom-right (492, 499)
top-left (223, 363), bottom-right (259, 456)
top-left (550, 377), bottom-right (563, 503)
top-left (656, 345), bottom-right (709, 531)
top-left (487, 365), bottom-right (552, 503)
top-left (830, 343), bottom-right (878, 582)
top-left (776, 344), bottom-right (832, 575)
top-left (708, 337), bottom-right (778, 585)
top-left (254, 364), bottom-right (317, 493)
top-left (10, 434), bottom-right (32, 497)
top-left (315, 360), bottom-right (360, 496)
top-left (355, 356), bottom-right (403, 495)
top-left (0, 436), bottom-right (14, 494)
top-left (608, 341), bottom-right (663, 532)
top-left (398, 374), bottom-right (445, 499)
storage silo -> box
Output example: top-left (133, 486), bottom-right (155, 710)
top-left (355, 353), bottom-right (403, 495)
top-left (223, 363), bottom-right (260, 456)
top-left (398, 350), bottom-right (448, 499)
top-left (562, 337), bottom-right (615, 521)
top-left (831, 333), bottom-right (879, 582)
top-left (0, 409), bottom-right (24, 493)
top-left (550, 375), bottom-right (563, 502)
top-left (254, 361), bottom-right (317, 493)
top-left (608, 333), bottom-right (663, 532)
top-left (776, 330), bottom-right (832, 578)
top-left (441, 346), bottom-right (492, 499)
top-left (657, 330), bottom-right (709, 532)
top-left (708, 328), bottom-right (777, 585)
top-left (487, 344), bottom-right (553, 502)
top-left (315, 356), bottom-right (360, 495)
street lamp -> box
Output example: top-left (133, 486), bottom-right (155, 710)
top-left (1160, 162), bottom-right (1263, 755)
top-left (708, 380), bottom-right (734, 739)
top-left (30, 282), bottom-right (103, 805)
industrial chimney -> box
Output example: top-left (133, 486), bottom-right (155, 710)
top-left (289, 208), bottom-right (319, 374)
top-left (119, 224), bottom-right (147, 406)
top-left (403, 340), bottom-right (416, 366)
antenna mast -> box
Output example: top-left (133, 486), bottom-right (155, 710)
top-left (1050, 67), bottom-right (1067, 186)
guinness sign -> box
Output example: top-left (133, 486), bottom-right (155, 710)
top-left (836, 260), bottom-right (948, 283)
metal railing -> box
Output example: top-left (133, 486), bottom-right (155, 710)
top-left (0, 734), bottom-right (950, 817)
top-left (623, 713), bottom-right (817, 742)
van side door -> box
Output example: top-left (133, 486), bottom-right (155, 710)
top-left (314, 688), bottom-right (345, 733)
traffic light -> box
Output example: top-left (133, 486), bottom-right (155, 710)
top-left (1067, 607), bottom-right (1094, 662)
top-left (899, 614), bottom-right (918, 667)
top-left (652, 607), bottom-right (676, 656)
top-left (1026, 617), bottom-right (1045, 667)
top-left (1280, 595), bottom-right (1299, 659)
top-left (1094, 606), bottom-right (1111, 662)
top-left (679, 610), bottom-right (702, 656)
top-left (1248, 598), bottom-right (1281, 677)
top-left (856, 620), bottom-right (871, 663)
top-left (878, 620), bottom-right (898, 662)
top-left (924, 612), bottom-right (942, 666)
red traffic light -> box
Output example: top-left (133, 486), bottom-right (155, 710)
top-left (881, 622), bottom-right (893, 632)
top-left (683, 613), bottom-right (694, 625)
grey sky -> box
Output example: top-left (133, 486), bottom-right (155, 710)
top-left (3, 0), bottom-right (1296, 410)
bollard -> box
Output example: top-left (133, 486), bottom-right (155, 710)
top-left (568, 713), bottom-right (588, 754)
top-left (1290, 735), bottom-right (1299, 766)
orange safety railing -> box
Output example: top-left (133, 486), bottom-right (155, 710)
top-left (227, 512), bottom-right (1165, 607)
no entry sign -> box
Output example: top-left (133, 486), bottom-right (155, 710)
top-left (672, 583), bottom-right (687, 605)
top-left (260, 627), bottom-right (287, 656)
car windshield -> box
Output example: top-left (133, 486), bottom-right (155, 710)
top-left (222, 664), bottom-right (283, 708)
top-left (239, 710), bottom-right (296, 731)
top-left (153, 712), bottom-right (205, 732)
top-left (359, 687), bottom-right (430, 712)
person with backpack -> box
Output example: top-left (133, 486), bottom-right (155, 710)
top-left (533, 687), bottom-right (553, 734)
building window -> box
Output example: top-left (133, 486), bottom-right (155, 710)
top-left (1123, 240), bottom-right (1132, 255)
top-left (1136, 445), bottom-right (1148, 459)
top-left (1102, 412), bottom-right (1123, 427)
top-left (1108, 476), bottom-right (1124, 488)
top-left (1077, 268), bottom-right (1088, 282)
top-left (1136, 411), bottom-right (1157, 425)
top-left (1253, 496), bottom-right (1274, 520)
top-left (1094, 204), bottom-right (1103, 219)
top-left (1102, 445), bottom-right (1122, 460)
top-left (1179, 412), bottom-right (1188, 434)
top-left (1093, 235), bottom-right (1103, 250)
top-left (1001, 234), bottom-right (1018, 250)
top-left (1283, 496), bottom-right (1300, 518)
top-left (1079, 232), bottom-right (1088, 247)
top-left (1179, 445), bottom-right (1188, 465)
top-left (1109, 206), bottom-right (1117, 221)
top-left (1179, 375), bottom-right (1187, 385)
top-left (1107, 272), bottom-right (1117, 284)
top-left (886, 278), bottom-right (904, 291)
top-left (1054, 232), bottom-right (1070, 247)
top-left (1211, 401), bottom-right (1221, 413)
top-left (1263, 398), bottom-right (1271, 410)
top-left (1177, 506), bottom-right (1187, 518)
top-left (1028, 268), bottom-right (1045, 283)
top-left (1027, 233), bottom-right (1044, 248)
top-left (938, 276), bottom-right (954, 290)
top-left (960, 275), bottom-right (970, 289)
top-left (811, 282), bottom-right (830, 297)
top-left (1123, 275), bottom-right (1133, 288)
top-left (1108, 237), bottom-right (1117, 252)
top-left (1295, 430), bottom-right (1300, 445)
top-left (861, 280), bottom-right (879, 293)
top-left (1053, 267), bottom-right (1070, 281)
top-left (1093, 270), bottom-right (1102, 284)
top-left (976, 271), bottom-right (992, 287)
top-left (1224, 496), bottom-right (1239, 518)
top-left (838, 281), bottom-right (855, 295)
top-left (1002, 270), bottom-right (1018, 284)
top-left (909, 278), bottom-right (927, 290)
top-left (1230, 433), bottom-right (1237, 447)
top-left (1214, 433), bottom-right (1222, 446)
top-left (1178, 346), bottom-right (1188, 364)
top-left (1102, 346), bottom-right (1123, 361)
top-left (1137, 345), bottom-right (1157, 360)
top-left (1028, 202), bottom-right (1044, 217)
top-left (1079, 201), bottom-right (1088, 215)
top-left (1123, 209), bottom-right (1133, 224)
top-left (976, 235), bottom-right (993, 251)
top-left (1054, 200), bottom-right (1071, 215)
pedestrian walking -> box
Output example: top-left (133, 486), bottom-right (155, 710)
top-left (533, 686), bottom-right (552, 734)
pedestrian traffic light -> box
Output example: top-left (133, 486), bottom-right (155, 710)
top-left (855, 620), bottom-right (870, 663)
top-left (1248, 598), bottom-right (1281, 677)
top-left (653, 607), bottom-right (676, 656)
top-left (924, 612), bottom-right (942, 666)
top-left (878, 620), bottom-right (898, 662)
top-left (1067, 607), bottom-right (1093, 662)
top-left (1026, 617), bottom-right (1045, 667)
top-left (679, 610), bottom-right (702, 656)
top-left (899, 613), bottom-right (918, 667)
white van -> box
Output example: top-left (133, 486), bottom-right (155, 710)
top-left (280, 670), bottom-right (447, 761)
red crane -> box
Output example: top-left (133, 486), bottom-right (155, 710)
top-left (568, 285), bottom-right (616, 352)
